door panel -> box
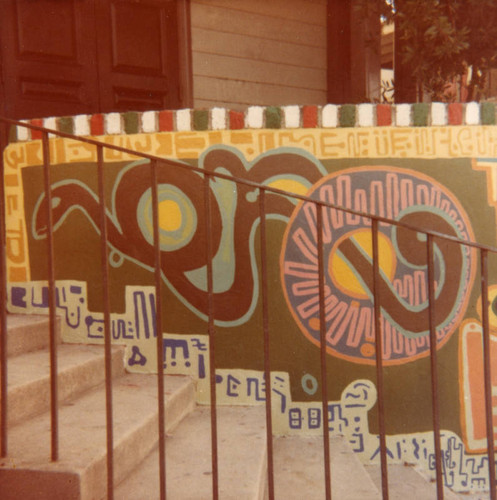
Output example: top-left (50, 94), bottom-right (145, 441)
top-left (0, 0), bottom-right (100, 119)
top-left (96, 0), bottom-right (181, 113)
top-left (0, 0), bottom-right (187, 120)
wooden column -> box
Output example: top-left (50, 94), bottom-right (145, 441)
top-left (394, 16), bottom-right (417, 103)
top-left (327, 0), bottom-right (381, 104)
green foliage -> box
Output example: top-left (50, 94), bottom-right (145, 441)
top-left (358, 0), bottom-right (497, 101)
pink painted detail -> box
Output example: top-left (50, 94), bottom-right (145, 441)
top-left (302, 106), bottom-right (318, 128)
top-left (158, 110), bottom-right (174, 131)
top-left (448, 103), bottom-right (463, 125)
top-left (90, 114), bottom-right (104, 136)
top-left (30, 119), bottom-right (43, 140)
top-left (229, 110), bottom-right (244, 130)
top-left (376, 104), bottom-right (392, 126)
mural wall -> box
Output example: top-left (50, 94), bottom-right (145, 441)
top-left (5, 103), bottom-right (497, 493)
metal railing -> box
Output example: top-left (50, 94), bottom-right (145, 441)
top-left (0, 116), bottom-right (496, 500)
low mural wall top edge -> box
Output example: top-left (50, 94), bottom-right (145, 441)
top-left (7, 102), bottom-right (497, 143)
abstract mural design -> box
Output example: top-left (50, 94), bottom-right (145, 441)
top-left (31, 146), bottom-right (325, 326)
top-left (281, 167), bottom-right (476, 364)
top-left (6, 120), bottom-right (497, 494)
top-left (459, 283), bottom-right (497, 454)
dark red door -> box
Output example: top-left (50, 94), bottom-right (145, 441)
top-left (0, 0), bottom-right (186, 120)
top-left (96, 0), bottom-right (181, 113)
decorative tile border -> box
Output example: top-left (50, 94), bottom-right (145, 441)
top-left (11, 102), bottom-right (497, 142)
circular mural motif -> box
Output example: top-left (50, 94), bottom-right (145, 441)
top-left (137, 184), bottom-right (197, 252)
top-left (281, 167), bottom-right (476, 365)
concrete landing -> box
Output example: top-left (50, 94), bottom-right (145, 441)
top-left (115, 406), bottom-right (267, 500)
top-left (273, 435), bottom-right (381, 500)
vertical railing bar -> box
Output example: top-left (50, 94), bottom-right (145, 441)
top-left (151, 159), bottom-right (167, 500)
top-left (42, 132), bottom-right (59, 462)
top-left (480, 248), bottom-right (497, 500)
top-left (427, 234), bottom-right (444, 499)
top-left (259, 188), bottom-right (275, 500)
top-left (0, 123), bottom-right (9, 457)
top-left (371, 219), bottom-right (389, 499)
top-left (204, 173), bottom-right (219, 500)
top-left (96, 145), bottom-right (114, 500)
top-left (317, 204), bottom-right (332, 500)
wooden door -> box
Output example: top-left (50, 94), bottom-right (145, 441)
top-left (96, 0), bottom-right (181, 113)
top-left (0, 0), bottom-right (189, 120)
top-left (0, 0), bottom-right (100, 119)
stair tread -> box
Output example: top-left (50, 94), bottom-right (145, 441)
top-left (115, 406), bottom-right (267, 500)
top-left (6, 344), bottom-right (125, 426)
top-left (273, 435), bottom-right (381, 500)
top-left (6, 314), bottom-right (50, 329)
top-left (8, 344), bottom-right (123, 389)
top-left (6, 314), bottom-right (60, 357)
top-left (365, 463), bottom-right (463, 499)
top-left (1, 374), bottom-right (193, 476)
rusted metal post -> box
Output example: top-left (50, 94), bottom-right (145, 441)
top-left (426, 234), bottom-right (444, 499)
top-left (151, 159), bottom-right (167, 500)
top-left (96, 145), bottom-right (115, 499)
top-left (480, 249), bottom-right (497, 500)
top-left (371, 219), bottom-right (389, 499)
top-left (259, 188), bottom-right (275, 500)
top-left (0, 122), bottom-right (9, 457)
top-left (42, 132), bottom-right (59, 462)
top-left (317, 204), bottom-right (332, 500)
top-left (204, 173), bottom-right (219, 500)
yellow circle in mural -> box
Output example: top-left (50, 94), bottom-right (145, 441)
top-left (267, 179), bottom-right (309, 196)
top-left (328, 229), bottom-right (396, 300)
top-left (158, 200), bottom-right (182, 232)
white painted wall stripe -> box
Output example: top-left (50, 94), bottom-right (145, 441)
top-left (74, 115), bottom-right (90, 136)
top-left (357, 103), bottom-right (374, 127)
top-left (141, 111), bottom-right (157, 133)
top-left (245, 106), bottom-right (264, 128)
top-left (211, 107), bottom-right (227, 130)
top-left (105, 113), bottom-right (122, 135)
top-left (431, 103), bottom-right (447, 126)
top-left (283, 105), bottom-right (300, 128)
top-left (465, 102), bottom-right (480, 125)
top-left (395, 104), bottom-right (411, 126)
top-left (321, 104), bottom-right (338, 127)
top-left (43, 117), bottom-right (57, 137)
top-left (176, 109), bottom-right (192, 131)
top-left (17, 121), bottom-right (30, 141)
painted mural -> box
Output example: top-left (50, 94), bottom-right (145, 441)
top-left (6, 120), bottom-right (497, 493)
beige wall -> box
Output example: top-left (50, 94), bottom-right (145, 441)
top-left (190, 0), bottom-right (327, 109)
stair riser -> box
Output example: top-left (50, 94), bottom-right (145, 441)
top-left (7, 317), bottom-right (60, 357)
top-left (0, 377), bottom-right (196, 500)
top-left (0, 469), bottom-right (81, 500)
top-left (7, 348), bottom-right (125, 426)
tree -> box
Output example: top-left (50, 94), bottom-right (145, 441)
top-left (362, 0), bottom-right (497, 102)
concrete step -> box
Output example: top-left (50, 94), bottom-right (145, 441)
top-left (115, 406), bottom-right (267, 500)
top-left (6, 343), bottom-right (125, 426)
top-left (273, 435), bottom-right (381, 500)
top-left (0, 373), bottom-right (195, 500)
top-left (6, 314), bottom-right (60, 358)
top-left (364, 463), bottom-right (463, 499)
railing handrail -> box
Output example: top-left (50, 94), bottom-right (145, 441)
top-left (1, 115), bottom-right (496, 255)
